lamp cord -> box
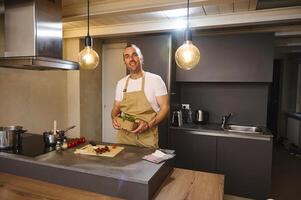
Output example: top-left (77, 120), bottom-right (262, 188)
top-left (87, 0), bottom-right (90, 36)
top-left (187, 0), bottom-right (189, 30)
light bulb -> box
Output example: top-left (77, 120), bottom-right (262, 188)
top-left (78, 46), bottom-right (99, 70)
top-left (175, 40), bottom-right (201, 70)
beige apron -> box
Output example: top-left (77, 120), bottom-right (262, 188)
top-left (117, 74), bottom-right (158, 148)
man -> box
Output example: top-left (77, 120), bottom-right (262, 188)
top-left (111, 44), bottom-right (170, 148)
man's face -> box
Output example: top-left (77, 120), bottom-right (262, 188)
top-left (123, 47), bottom-right (143, 72)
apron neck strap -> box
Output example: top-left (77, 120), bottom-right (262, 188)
top-left (123, 72), bottom-right (145, 93)
top-left (141, 73), bottom-right (145, 91)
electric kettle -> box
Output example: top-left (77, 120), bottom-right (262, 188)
top-left (194, 109), bottom-right (209, 124)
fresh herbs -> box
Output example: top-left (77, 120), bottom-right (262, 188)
top-left (121, 113), bottom-right (136, 122)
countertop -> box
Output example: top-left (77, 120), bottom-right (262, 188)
top-left (287, 112), bottom-right (301, 121)
top-left (0, 168), bottom-right (224, 200)
top-left (170, 123), bottom-right (273, 141)
top-left (0, 137), bottom-right (173, 200)
top-left (0, 142), bottom-right (162, 184)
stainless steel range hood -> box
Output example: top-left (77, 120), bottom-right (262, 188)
top-left (0, 0), bottom-right (79, 70)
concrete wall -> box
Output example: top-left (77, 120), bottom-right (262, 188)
top-left (0, 68), bottom-right (68, 134)
top-left (79, 38), bottom-right (102, 141)
top-left (63, 38), bottom-right (80, 138)
top-left (0, 37), bottom-right (102, 140)
top-left (0, 4), bottom-right (4, 57)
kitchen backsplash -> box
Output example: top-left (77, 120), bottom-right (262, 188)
top-left (179, 82), bottom-right (270, 126)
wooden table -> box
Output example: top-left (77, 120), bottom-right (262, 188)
top-left (0, 168), bottom-right (224, 200)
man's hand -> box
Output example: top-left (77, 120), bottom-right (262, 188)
top-left (112, 116), bottom-right (121, 130)
top-left (131, 120), bottom-right (149, 134)
top-left (111, 100), bottom-right (121, 130)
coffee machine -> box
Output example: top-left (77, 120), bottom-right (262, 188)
top-left (171, 110), bottom-right (183, 127)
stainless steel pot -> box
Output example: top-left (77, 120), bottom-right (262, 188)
top-left (43, 131), bottom-right (57, 147)
top-left (0, 126), bottom-right (25, 149)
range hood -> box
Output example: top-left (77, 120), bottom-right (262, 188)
top-left (0, 0), bottom-right (79, 70)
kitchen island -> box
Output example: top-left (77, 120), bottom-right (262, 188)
top-left (0, 168), bottom-right (224, 200)
top-left (0, 134), bottom-right (224, 200)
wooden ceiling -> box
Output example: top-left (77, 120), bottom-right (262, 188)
top-left (62, 0), bottom-right (301, 55)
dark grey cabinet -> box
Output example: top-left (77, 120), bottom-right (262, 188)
top-left (169, 128), bottom-right (273, 199)
top-left (217, 137), bottom-right (273, 200)
top-left (169, 129), bottom-right (217, 172)
top-left (176, 33), bottom-right (274, 82)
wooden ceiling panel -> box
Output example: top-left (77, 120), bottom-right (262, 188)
top-left (219, 3), bottom-right (234, 14)
top-left (234, 0), bottom-right (250, 12)
top-left (203, 5), bottom-right (220, 15)
top-left (62, 0), bottom-right (301, 42)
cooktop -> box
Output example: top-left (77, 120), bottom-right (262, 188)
top-left (0, 133), bottom-right (55, 157)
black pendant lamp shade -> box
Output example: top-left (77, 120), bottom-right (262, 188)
top-left (78, 0), bottom-right (99, 70)
top-left (175, 0), bottom-right (201, 70)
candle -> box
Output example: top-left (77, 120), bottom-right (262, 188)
top-left (53, 120), bottom-right (57, 135)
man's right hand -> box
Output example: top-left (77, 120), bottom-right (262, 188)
top-left (112, 116), bottom-right (121, 130)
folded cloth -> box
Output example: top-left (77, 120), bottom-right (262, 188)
top-left (142, 150), bottom-right (175, 164)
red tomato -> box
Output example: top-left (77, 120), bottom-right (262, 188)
top-left (112, 144), bottom-right (117, 149)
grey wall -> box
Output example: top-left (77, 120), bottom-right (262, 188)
top-left (180, 82), bottom-right (269, 126)
top-left (278, 56), bottom-right (301, 137)
top-left (80, 39), bottom-right (102, 141)
top-left (176, 33), bottom-right (274, 82)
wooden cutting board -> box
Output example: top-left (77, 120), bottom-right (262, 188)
top-left (74, 144), bottom-right (124, 157)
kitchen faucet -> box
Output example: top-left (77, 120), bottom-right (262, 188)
top-left (221, 113), bottom-right (232, 129)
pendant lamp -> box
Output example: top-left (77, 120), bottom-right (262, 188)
top-left (175, 0), bottom-right (201, 70)
top-left (78, 0), bottom-right (99, 70)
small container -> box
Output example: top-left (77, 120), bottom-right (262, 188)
top-left (56, 140), bottom-right (62, 150)
top-left (116, 117), bottom-right (138, 131)
top-left (62, 139), bottom-right (68, 149)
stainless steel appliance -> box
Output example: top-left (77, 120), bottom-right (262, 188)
top-left (171, 110), bottom-right (183, 127)
top-left (0, 133), bottom-right (55, 157)
top-left (195, 109), bottom-right (209, 124)
top-left (0, 0), bottom-right (79, 70)
top-left (0, 126), bottom-right (26, 149)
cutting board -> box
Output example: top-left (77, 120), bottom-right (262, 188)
top-left (74, 144), bottom-right (124, 157)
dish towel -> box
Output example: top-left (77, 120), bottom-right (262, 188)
top-left (142, 149), bottom-right (175, 164)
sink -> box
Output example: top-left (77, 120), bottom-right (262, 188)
top-left (223, 125), bottom-right (263, 134)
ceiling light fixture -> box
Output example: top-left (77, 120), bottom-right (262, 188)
top-left (78, 0), bottom-right (99, 70)
top-left (175, 0), bottom-right (201, 70)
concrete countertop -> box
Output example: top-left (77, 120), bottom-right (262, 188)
top-left (0, 144), bottom-right (163, 184)
top-left (170, 123), bottom-right (273, 141)
top-left (0, 137), bottom-right (173, 200)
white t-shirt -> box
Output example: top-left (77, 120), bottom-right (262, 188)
top-left (115, 72), bottom-right (167, 112)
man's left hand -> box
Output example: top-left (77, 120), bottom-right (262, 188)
top-left (131, 120), bottom-right (149, 134)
